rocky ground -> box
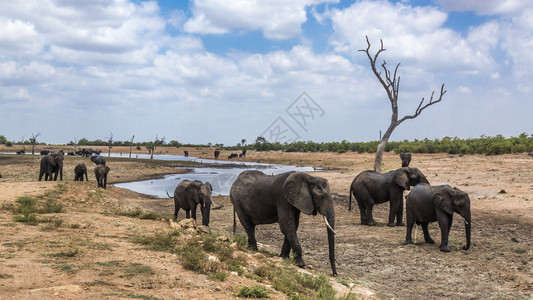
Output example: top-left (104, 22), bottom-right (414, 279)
top-left (0, 145), bottom-right (532, 299)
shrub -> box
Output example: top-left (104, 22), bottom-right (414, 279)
top-left (238, 286), bottom-right (270, 298)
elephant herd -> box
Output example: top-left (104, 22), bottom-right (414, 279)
top-left (168, 152), bottom-right (471, 276)
top-left (37, 151), bottom-right (110, 189)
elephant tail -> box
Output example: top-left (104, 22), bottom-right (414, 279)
top-left (348, 185), bottom-right (352, 211)
top-left (232, 206), bottom-right (236, 234)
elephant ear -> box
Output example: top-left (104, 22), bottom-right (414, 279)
top-left (185, 182), bottom-right (201, 204)
top-left (46, 154), bottom-right (57, 166)
top-left (204, 181), bottom-right (213, 192)
top-left (433, 189), bottom-right (453, 215)
top-left (283, 172), bottom-right (314, 215)
top-left (395, 168), bottom-right (410, 190)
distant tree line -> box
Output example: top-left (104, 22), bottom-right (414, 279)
top-left (246, 133), bottom-right (533, 156)
top-left (2, 133), bottom-right (533, 156)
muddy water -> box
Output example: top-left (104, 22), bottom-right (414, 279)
top-left (113, 155), bottom-right (316, 198)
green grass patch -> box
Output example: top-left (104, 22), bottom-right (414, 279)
top-left (125, 263), bottom-right (155, 277)
top-left (118, 208), bottom-right (161, 220)
top-left (50, 248), bottom-right (80, 258)
top-left (237, 285), bottom-right (270, 298)
top-left (131, 230), bottom-right (181, 252)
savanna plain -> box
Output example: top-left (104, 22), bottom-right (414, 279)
top-left (0, 145), bottom-right (532, 299)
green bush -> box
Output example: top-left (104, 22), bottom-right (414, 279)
top-left (238, 286), bottom-right (270, 298)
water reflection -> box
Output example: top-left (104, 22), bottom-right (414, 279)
top-left (113, 156), bottom-right (316, 198)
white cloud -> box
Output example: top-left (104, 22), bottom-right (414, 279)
top-left (324, 0), bottom-right (496, 77)
top-left (184, 0), bottom-right (338, 39)
top-left (437, 0), bottom-right (533, 16)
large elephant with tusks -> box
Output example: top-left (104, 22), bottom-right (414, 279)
top-left (230, 170), bottom-right (337, 275)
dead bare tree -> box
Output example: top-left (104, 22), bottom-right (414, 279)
top-left (29, 132), bottom-right (40, 155)
top-left (21, 136), bottom-right (25, 151)
top-left (359, 36), bottom-right (446, 172)
top-left (149, 135), bottom-right (165, 159)
top-left (129, 135), bottom-right (135, 158)
top-left (107, 132), bottom-right (113, 157)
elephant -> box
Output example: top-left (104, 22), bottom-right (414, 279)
top-left (74, 163), bottom-right (88, 181)
top-left (228, 153), bottom-right (238, 159)
top-left (16, 150), bottom-right (25, 155)
top-left (90, 155), bottom-right (106, 165)
top-left (94, 165), bottom-right (110, 188)
top-left (214, 150), bottom-right (220, 159)
top-left (184, 151), bottom-right (189, 157)
top-left (38, 152), bottom-right (64, 181)
top-left (241, 149), bottom-right (247, 157)
top-left (349, 167), bottom-right (429, 227)
top-left (400, 152), bottom-right (412, 167)
top-left (169, 180), bottom-right (213, 226)
top-left (40, 150), bottom-right (50, 155)
top-left (404, 183), bottom-right (471, 252)
top-left (230, 170), bottom-right (337, 275)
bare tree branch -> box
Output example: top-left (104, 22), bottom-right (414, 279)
top-left (360, 36), bottom-right (446, 172)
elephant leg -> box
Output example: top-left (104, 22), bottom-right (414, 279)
top-left (279, 212), bottom-right (304, 268)
top-left (280, 237), bottom-right (291, 258)
top-left (437, 214), bottom-right (452, 252)
top-left (366, 204), bottom-right (377, 226)
top-left (357, 201), bottom-right (367, 225)
top-left (404, 215), bottom-right (415, 245)
top-left (185, 210), bottom-right (191, 219)
top-left (103, 175), bottom-right (107, 188)
top-left (421, 222), bottom-right (435, 244)
top-left (395, 195), bottom-right (405, 226)
top-left (190, 204), bottom-right (198, 221)
top-left (173, 203), bottom-right (179, 220)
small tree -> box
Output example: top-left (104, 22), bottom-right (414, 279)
top-left (149, 135), bottom-right (165, 159)
top-left (359, 37), bottom-right (446, 172)
top-left (129, 135), bottom-right (135, 158)
top-left (21, 136), bottom-right (26, 151)
top-left (29, 132), bottom-right (40, 155)
top-left (106, 132), bottom-right (114, 157)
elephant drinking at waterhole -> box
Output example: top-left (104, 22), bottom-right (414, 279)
top-left (230, 170), bottom-right (337, 275)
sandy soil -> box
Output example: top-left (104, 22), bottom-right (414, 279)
top-left (0, 145), bottom-right (532, 299)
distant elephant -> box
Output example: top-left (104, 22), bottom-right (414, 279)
top-left (214, 150), bottom-right (220, 159)
top-left (90, 155), bottom-right (106, 165)
top-left (94, 165), bottom-right (110, 188)
top-left (40, 150), bottom-right (50, 155)
top-left (230, 171), bottom-right (337, 275)
top-left (349, 167), bottom-right (429, 226)
top-left (170, 180), bottom-right (213, 226)
top-left (228, 153), bottom-right (238, 159)
top-left (400, 152), bottom-right (412, 167)
top-left (404, 183), bottom-right (471, 252)
top-left (16, 150), bottom-right (25, 155)
top-left (241, 149), bottom-right (247, 157)
top-left (39, 152), bottom-right (64, 181)
top-left (184, 151), bottom-right (189, 157)
top-left (74, 163), bottom-right (88, 181)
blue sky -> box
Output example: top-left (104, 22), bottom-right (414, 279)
top-left (1, 0), bottom-right (532, 145)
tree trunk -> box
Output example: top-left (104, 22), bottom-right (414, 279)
top-left (373, 124), bottom-right (396, 172)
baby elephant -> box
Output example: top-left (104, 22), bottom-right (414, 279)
top-left (171, 180), bottom-right (212, 226)
top-left (94, 165), bottom-right (110, 188)
top-left (405, 183), bottom-right (471, 252)
top-left (74, 163), bottom-right (88, 181)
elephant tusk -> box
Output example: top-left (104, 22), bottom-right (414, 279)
top-left (323, 215), bottom-right (336, 235)
top-left (461, 216), bottom-right (469, 225)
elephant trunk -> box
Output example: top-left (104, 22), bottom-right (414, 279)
top-left (323, 209), bottom-right (337, 276)
top-left (463, 211), bottom-right (471, 250)
top-left (201, 203), bottom-right (211, 227)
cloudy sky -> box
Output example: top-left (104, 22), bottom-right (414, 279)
top-left (1, 0), bottom-right (532, 145)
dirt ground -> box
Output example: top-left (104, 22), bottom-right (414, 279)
top-left (0, 145), bottom-right (532, 299)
